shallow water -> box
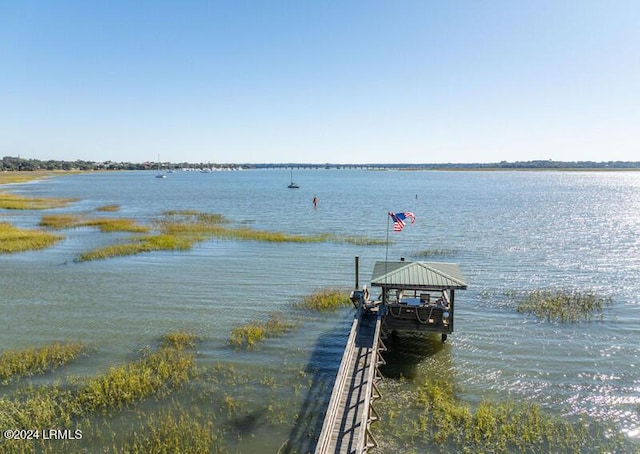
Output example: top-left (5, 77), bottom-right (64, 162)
top-left (1, 169), bottom-right (639, 449)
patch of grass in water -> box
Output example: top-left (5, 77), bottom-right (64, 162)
top-left (517, 289), bottom-right (613, 322)
top-left (161, 331), bottom-right (197, 350)
top-left (0, 342), bottom-right (86, 383)
top-left (294, 288), bottom-right (351, 311)
top-left (113, 409), bottom-right (224, 453)
top-left (74, 340), bottom-right (196, 412)
top-left (85, 218), bottom-right (150, 233)
top-left (76, 210), bottom-right (386, 261)
top-left (412, 248), bottom-right (453, 257)
top-left (77, 234), bottom-right (193, 261)
top-left (163, 210), bottom-right (228, 224)
top-left (0, 171), bottom-right (56, 185)
top-left (337, 235), bottom-right (388, 245)
top-left (39, 214), bottom-right (84, 229)
top-left (40, 214), bottom-right (149, 233)
top-left (0, 332), bottom-right (199, 452)
top-left (0, 222), bottom-right (63, 253)
top-left (0, 192), bottom-right (77, 210)
top-left (229, 314), bottom-right (296, 349)
top-left (96, 204), bottom-right (120, 212)
top-left (375, 377), bottom-right (631, 453)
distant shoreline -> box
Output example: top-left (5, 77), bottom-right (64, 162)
top-left (427, 166), bottom-right (640, 172)
top-left (2, 157), bottom-right (640, 173)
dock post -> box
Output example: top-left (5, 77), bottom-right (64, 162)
top-left (355, 256), bottom-right (359, 289)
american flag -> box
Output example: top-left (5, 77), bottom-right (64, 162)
top-left (389, 212), bottom-right (415, 232)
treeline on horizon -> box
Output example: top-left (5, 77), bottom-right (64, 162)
top-left (2, 155), bottom-right (640, 172)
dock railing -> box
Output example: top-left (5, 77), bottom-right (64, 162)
top-left (314, 316), bottom-right (360, 453)
top-left (315, 300), bottom-right (385, 454)
top-left (355, 315), bottom-right (384, 452)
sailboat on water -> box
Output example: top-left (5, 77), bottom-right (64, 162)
top-left (287, 169), bottom-right (299, 188)
top-left (155, 156), bottom-right (166, 178)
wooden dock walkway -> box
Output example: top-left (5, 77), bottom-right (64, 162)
top-left (315, 307), bottom-right (385, 454)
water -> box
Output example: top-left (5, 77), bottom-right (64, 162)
top-left (1, 169), bottom-right (640, 449)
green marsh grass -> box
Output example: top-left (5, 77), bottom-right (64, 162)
top-left (375, 377), bottom-right (629, 453)
top-left (295, 288), bottom-right (351, 311)
top-left (74, 342), bottom-right (196, 412)
top-left (161, 331), bottom-right (197, 349)
top-left (159, 210), bottom-right (383, 245)
top-left (0, 332), bottom-right (200, 453)
top-left (0, 333), bottom-right (196, 420)
top-left (2, 329), bottom-right (629, 453)
top-left (517, 289), bottom-right (613, 322)
top-left (229, 314), bottom-right (296, 349)
top-left (0, 170), bottom-right (84, 186)
top-left (0, 342), bottom-right (86, 383)
top-left (0, 171), bottom-right (54, 185)
top-left (77, 234), bottom-right (193, 261)
top-left (412, 248), bottom-right (453, 257)
top-left (85, 218), bottom-right (150, 233)
top-left (0, 192), bottom-right (77, 210)
top-left (337, 235), bottom-right (388, 245)
top-left (112, 410), bottom-right (224, 454)
top-left (38, 213), bottom-right (84, 229)
top-left (0, 222), bottom-right (63, 253)
top-left (40, 214), bottom-right (149, 233)
top-left (74, 210), bottom-right (386, 261)
top-left (96, 204), bottom-right (120, 212)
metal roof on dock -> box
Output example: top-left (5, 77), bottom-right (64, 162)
top-left (370, 261), bottom-right (467, 290)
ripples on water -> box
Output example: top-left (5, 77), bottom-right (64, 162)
top-left (1, 169), bottom-right (639, 446)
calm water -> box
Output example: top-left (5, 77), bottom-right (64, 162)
top-left (1, 169), bottom-right (639, 450)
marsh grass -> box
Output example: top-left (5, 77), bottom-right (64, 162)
top-left (39, 213), bottom-right (84, 229)
top-left (517, 289), bottom-right (613, 322)
top-left (2, 331), bottom-right (628, 453)
top-left (74, 210), bottom-right (385, 261)
top-left (336, 235), bottom-right (388, 245)
top-left (375, 377), bottom-right (629, 453)
top-left (0, 192), bottom-right (77, 210)
top-left (161, 331), bottom-right (197, 349)
top-left (229, 314), bottom-right (296, 349)
top-left (0, 170), bottom-right (85, 186)
top-left (0, 222), bottom-right (63, 253)
top-left (77, 234), bottom-right (193, 261)
top-left (40, 214), bottom-right (149, 233)
top-left (96, 204), bottom-right (120, 212)
top-left (85, 218), bottom-right (150, 233)
top-left (0, 333), bottom-right (196, 425)
top-left (163, 210), bottom-right (228, 224)
top-left (74, 343), bottom-right (196, 412)
top-left (112, 410), bottom-right (224, 453)
top-left (0, 171), bottom-right (55, 185)
top-left (76, 211), bottom-right (226, 261)
top-left (0, 333), bottom-right (200, 453)
top-left (0, 342), bottom-right (86, 383)
top-left (412, 248), bottom-right (453, 257)
top-left (295, 288), bottom-right (351, 311)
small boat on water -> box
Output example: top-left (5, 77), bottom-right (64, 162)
top-left (287, 170), bottom-right (299, 188)
top-left (155, 155), bottom-right (167, 178)
top-left (351, 259), bottom-right (467, 342)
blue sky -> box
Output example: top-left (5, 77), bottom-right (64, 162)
top-left (1, 1), bottom-right (638, 164)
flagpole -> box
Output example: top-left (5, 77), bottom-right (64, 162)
top-left (385, 212), bottom-right (390, 265)
top-left (384, 212), bottom-right (390, 299)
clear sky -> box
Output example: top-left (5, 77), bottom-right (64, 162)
top-left (1, 1), bottom-right (638, 164)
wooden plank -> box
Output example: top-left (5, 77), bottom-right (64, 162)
top-left (316, 311), bottom-right (382, 454)
top-left (315, 318), bottom-right (359, 453)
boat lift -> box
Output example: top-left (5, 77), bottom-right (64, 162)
top-left (352, 258), bottom-right (467, 341)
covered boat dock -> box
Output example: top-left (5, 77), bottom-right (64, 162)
top-left (368, 260), bottom-right (467, 341)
